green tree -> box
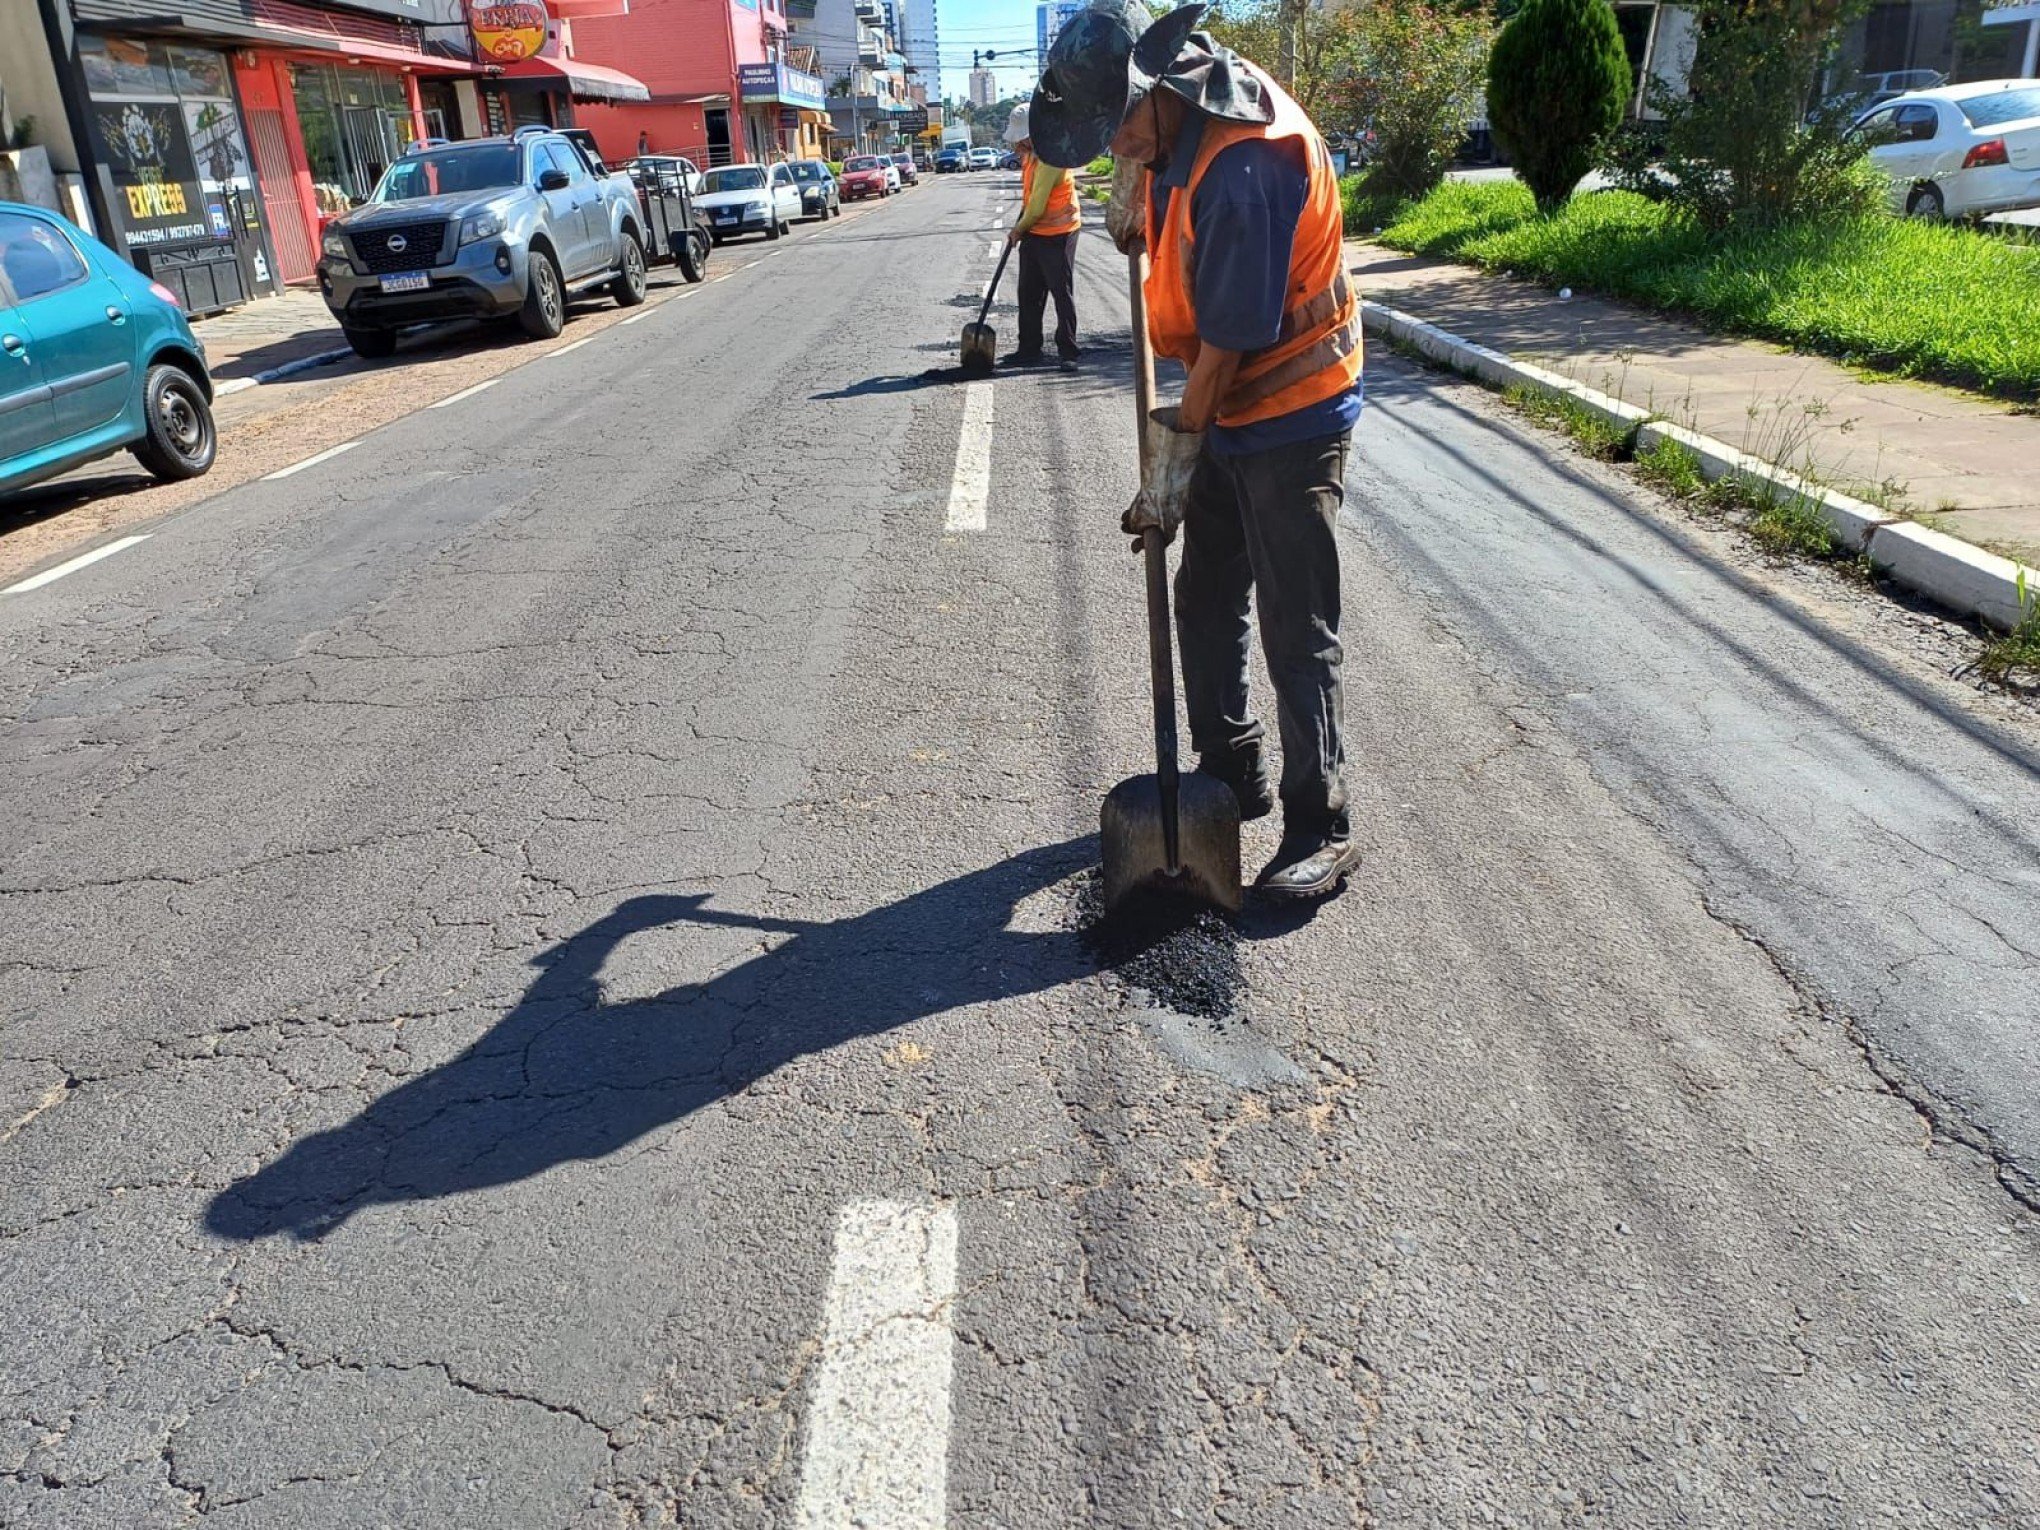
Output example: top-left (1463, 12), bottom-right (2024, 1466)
top-left (1329, 2), bottom-right (1491, 201)
top-left (1608, 0), bottom-right (1879, 228)
top-left (1486, 0), bottom-right (1630, 214)
top-left (1205, 0), bottom-right (1364, 122)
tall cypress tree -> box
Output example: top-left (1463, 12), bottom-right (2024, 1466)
top-left (1486, 0), bottom-right (1631, 215)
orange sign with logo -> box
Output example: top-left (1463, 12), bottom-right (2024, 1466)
top-left (468, 0), bottom-right (548, 61)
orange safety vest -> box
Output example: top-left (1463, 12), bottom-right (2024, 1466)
top-left (1142, 69), bottom-right (1362, 428)
top-left (1021, 151), bottom-right (1080, 237)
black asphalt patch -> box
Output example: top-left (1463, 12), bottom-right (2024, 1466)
top-left (1078, 873), bottom-right (1244, 1021)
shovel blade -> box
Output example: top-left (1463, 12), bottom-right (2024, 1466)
top-left (1100, 770), bottom-right (1242, 915)
top-left (960, 321), bottom-right (996, 375)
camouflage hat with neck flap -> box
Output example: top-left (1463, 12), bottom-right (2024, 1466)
top-left (1028, 0), bottom-right (1272, 169)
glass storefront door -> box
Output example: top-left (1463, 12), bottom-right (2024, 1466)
top-left (289, 63), bottom-right (419, 213)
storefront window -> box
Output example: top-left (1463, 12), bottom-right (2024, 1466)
top-left (78, 37), bottom-right (259, 258)
top-left (289, 63), bottom-right (419, 212)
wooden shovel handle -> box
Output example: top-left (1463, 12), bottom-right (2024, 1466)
top-left (1128, 247), bottom-right (1155, 480)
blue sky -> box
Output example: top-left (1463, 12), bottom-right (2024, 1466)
top-left (933, 0), bottom-right (1045, 104)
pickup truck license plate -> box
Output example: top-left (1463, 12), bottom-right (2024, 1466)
top-left (713, 212), bottom-right (736, 224)
top-left (380, 272), bottom-right (429, 293)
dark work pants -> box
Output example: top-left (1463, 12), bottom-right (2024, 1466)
top-left (1016, 230), bottom-right (1079, 360)
top-left (1174, 430), bottom-right (1351, 834)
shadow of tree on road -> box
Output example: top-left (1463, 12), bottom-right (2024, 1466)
top-left (206, 838), bottom-right (1103, 1242)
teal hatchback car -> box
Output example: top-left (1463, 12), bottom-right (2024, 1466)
top-left (0, 202), bottom-right (216, 497)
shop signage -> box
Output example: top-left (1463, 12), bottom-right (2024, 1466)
top-left (469, 0), bottom-right (549, 61)
top-left (80, 40), bottom-right (212, 250)
top-left (898, 106), bottom-right (928, 133)
top-left (738, 62), bottom-right (827, 111)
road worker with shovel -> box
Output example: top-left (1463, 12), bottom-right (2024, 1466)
top-left (1000, 103), bottom-right (1083, 374)
top-left (1033, 0), bottom-right (1365, 900)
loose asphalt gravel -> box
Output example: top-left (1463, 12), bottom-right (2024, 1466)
top-left (2, 174), bottom-right (2038, 1528)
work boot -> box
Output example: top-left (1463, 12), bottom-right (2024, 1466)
top-left (1255, 823), bottom-right (1361, 901)
top-left (1195, 758), bottom-right (1274, 822)
top-left (1000, 350), bottom-right (1047, 368)
top-left (1058, 355), bottom-right (1079, 374)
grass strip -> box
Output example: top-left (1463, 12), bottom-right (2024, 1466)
top-left (1500, 383), bottom-right (1630, 460)
top-left (1978, 571), bottom-right (2040, 684)
top-left (1364, 179), bottom-right (2040, 399)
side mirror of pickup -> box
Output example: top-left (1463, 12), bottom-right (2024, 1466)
top-left (538, 168), bottom-right (571, 191)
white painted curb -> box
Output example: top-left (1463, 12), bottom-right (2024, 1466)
top-left (213, 346), bottom-right (353, 397)
top-left (1361, 299), bottom-right (2036, 632)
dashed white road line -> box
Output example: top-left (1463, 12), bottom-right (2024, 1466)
top-left (264, 440), bottom-right (359, 480)
top-left (546, 336), bottom-right (594, 358)
top-left (620, 309), bottom-right (651, 325)
top-left (3, 534), bottom-right (152, 595)
top-left (985, 241), bottom-right (1002, 259)
top-left (794, 1200), bottom-right (959, 1530)
top-left (428, 378), bottom-right (501, 408)
top-left (945, 380), bottom-right (994, 534)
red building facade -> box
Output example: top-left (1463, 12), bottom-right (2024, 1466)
top-left (568, 0), bottom-right (816, 169)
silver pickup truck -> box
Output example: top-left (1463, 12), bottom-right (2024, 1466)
top-left (317, 128), bottom-right (648, 358)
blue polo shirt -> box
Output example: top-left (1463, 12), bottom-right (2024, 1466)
top-left (1150, 113), bottom-right (1363, 457)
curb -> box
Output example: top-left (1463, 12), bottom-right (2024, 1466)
top-left (213, 346), bottom-right (355, 397)
top-left (1360, 299), bottom-right (2035, 633)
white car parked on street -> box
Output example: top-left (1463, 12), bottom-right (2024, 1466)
top-left (1853, 80), bottom-right (2040, 220)
top-left (696, 162), bottom-right (805, 243)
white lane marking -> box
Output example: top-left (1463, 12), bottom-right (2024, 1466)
top-left (429, 378), bottom-right (501, 408)
top-left (620, 310), bottom-right (651, 325)
top-left (986, 241), bottom-right (1002, 259)
top-left (3, 535), bottom-right (151, 595)
top-left (546, 336), bottom-right (594, 358)
top-left (264, 440), bottom-right (358, 480)
top-left (945, 380), bottom-right (994, 534)
top-left (794, 1200), bottom-right (959, 1530)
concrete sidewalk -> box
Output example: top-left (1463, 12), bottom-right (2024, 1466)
top-left (1349, 243), bottom-right (2040, 563)
top-left (188, 288), bottom-right (350, 389)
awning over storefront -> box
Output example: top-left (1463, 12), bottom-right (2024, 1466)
top-left (499, 55), bottom-right (650, 102)
top-left (72, 1), bottom-right (482, 73)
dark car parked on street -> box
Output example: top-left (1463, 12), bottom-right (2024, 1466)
top-left (789, 160), bottom-right (841, 221)
top-left (936, 148), bottom-right (966, 173)
top-left (891, 153), bottom-right (920, 186)
top-left (0, 202), bottom-right (215, 497)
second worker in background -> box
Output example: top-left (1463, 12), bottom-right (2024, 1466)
top-left (1002, 104), bottom-right (1082, 374)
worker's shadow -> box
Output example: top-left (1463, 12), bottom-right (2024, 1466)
top-left (810, 366), bottom-right (988, 398)
top-left (205, 837), bottom-right (1100, 1242)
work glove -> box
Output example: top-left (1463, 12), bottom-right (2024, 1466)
top-left (1122, 407), bottom-right (1203, 552)
top-left (1105, 156), bottom-right (1146, 254)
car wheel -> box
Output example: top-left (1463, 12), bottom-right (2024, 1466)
top-left (831, 200), bottom-right (841, 219)
top-left (1906, 184), bottom-right (1945, 219)
top-left (129, 363), bottom-right (216, 482)
top-left (342, 325), bottom-right (397, 359)
top-left (765, 214), bottom-right (782, 241)
top-left (610, 229), bottom-right (648, 307)
top-left (519, 247), bottom-right (566, 340)
top-left (678, 226), bottom-right (709, 283)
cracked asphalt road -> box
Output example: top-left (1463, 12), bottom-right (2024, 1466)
top-left (4, 176), bottom-right (2039, 1527)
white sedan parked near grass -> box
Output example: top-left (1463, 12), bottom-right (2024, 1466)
top-left (1853, 79), bottom-right (2040, 220)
